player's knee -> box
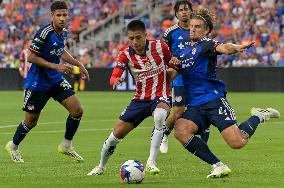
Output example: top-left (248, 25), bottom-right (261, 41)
top-left (70, 106), bottom-right (84, 117)
top-left (153, 108), bottom-right (167, 129)
top-left (227, 139), bottom-right (244, 149)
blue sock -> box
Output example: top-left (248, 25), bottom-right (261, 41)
top-left (184, 135), bottom-right (220, 165)
top-left (200, 128), bottom-right (210, 143)
top-left (13, 122), bottom-right (30, 145)
top-left (64, 115), bottom-right (81, 140)
top-left (238, 116), bottom-right (261, 138)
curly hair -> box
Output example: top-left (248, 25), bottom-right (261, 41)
top-left (191, 8), bottom-right (216, 34)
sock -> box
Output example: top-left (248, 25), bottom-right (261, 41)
top-left (148, 127), bottom-right (163, 163)
top-left (148, 108), bottom-right (167, 163)
top-left (200, 128), bottom-right (210, 143)
top-left (238, 116), bottom-right (261, 138)
top-left (60, 138), bottom-right (72, 148)
top-left (99, 132), bottom-right (121, 168)
top-left (64, 115), bottom-right (81, 140)
top-left (184, 135), bottom-right (220, 165)
top-left (12, 121), bottom-right (30, 146)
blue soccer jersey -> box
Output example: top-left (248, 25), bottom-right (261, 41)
top-left (163, 24), bottom-right (190, 87)
top-left (25, 23), bottom-right (67, 91)
top-left (178, 37), bottom-right (226, 106)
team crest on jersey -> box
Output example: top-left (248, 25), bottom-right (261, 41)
top-left (192, 48), bottom-right (196, 55)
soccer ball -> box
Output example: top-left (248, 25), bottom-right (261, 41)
top-left (120, 160), bottom-right (145, 184)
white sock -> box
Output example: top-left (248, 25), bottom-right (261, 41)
top-left (147, 108), bottom-right (168, 164)
top-left (61, 138), bottom-right (72, 148)
top-left (10, 141), bottom-right (18, 150)
top-left (99, 132), bottom-right (121, 168)
top-left (148, 128), bottom-right (163, 164)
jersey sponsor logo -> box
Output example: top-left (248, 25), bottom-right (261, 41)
top-left (50, 48), bottom-right (64, 56)
top-left (181, 58), bottom-right (195, 68)
top-left (136, 64), bottom-right (164, 81)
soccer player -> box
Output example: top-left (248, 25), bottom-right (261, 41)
top-left (5, 1), bottom-right (89, 163)
top-left (87, 20), bottom-right (175, 176)
top-left (170, 8), bottom-right (280, 178)
top-left (160, 0), bottom-right (209, 153)
top-left (19, 40), bottom-right (32, 79)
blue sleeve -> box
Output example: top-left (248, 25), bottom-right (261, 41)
top-left (29, 29), bottom-right (48, 55)
top-left (201, 38), bottom-right (220, 56)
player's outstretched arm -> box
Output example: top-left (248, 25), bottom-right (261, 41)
top-left (28, 52), bottom-right (73, 74)
top-left (109, 68), bottom-right (124, 90)
top-left (61, 49), bottom-right (90, 81)
top-left (216, 41), bottom-right (255, 55)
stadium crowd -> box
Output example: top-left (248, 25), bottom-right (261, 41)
top-left (0, 0), bottom-right (283, 68)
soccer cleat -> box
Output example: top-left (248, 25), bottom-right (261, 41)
top-left (87, 166), bottom-right (105, 176)
top-left (160, 135), bottom-right (168, 153)
top-left (57, 144), bottom-right (84, 162)
top-left (250, 107), bottom-right (280, 122)
top-left (207, 162), bottom-right (231, 178)
top-left (5, 141), bottom-right (24, 163)
top-left (146, 161), bottom-right (160, 175)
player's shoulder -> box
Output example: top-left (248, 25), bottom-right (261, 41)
top-left (163, 24), bottom-right (179, 38)
top-left (36, 23), bottom-right (54, 40)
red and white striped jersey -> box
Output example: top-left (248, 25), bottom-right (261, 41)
top-left (115, 40), bottom-right (172, 100)
top-left (19, 49), bottom-right (32, 78)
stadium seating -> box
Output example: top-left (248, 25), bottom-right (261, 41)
top-left (0, 0), bottom-right (282, 68)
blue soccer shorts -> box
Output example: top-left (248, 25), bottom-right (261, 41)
top-left (119, 97), bottom-right (171, 127)
top-left (22, 79), bottom-right (75, 113)
top-left (180, 98), bottom-right (237, 135)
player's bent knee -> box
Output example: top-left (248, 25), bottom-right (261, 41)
top-left (227, 139), bottom-right (244, 149)
top-left (70, 106), bottom-right (84, 117)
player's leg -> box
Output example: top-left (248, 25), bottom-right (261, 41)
top-left (88, 100), bottom-right (151, 176)
top-left (218, 99), bottom-right (280, 149)
top-left (6, 89), bottom-right (47, 162)
top-left (146, 100), bottom-right (170, 175)
top-left (160, 86), bottom-right (185, 153)
top-left (87, 120), bottom-right (134, 176)
top-left (53, 79), bottom-right (84, 161)
top-left (174, 107), bottom-right (231, 178)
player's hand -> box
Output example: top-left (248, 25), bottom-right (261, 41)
top-left (237, 41), bottom-right (255, 52)
top-left (169, 57), bottom-right (180, 66)
top-left (56, 63), bottom-right (73, 74)
top-left (112, 77), bottom-right (124, 90)
top-left (79, 65), bottom-right (90, 81)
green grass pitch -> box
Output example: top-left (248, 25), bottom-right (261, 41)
top-left (0, 91), bottom-right (283, 188)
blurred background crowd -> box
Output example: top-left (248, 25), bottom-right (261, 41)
top-left (0, 0), bottom-right (283, 69)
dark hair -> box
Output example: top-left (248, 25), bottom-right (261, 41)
top-left (50, 1), bottom-right (68, 12)
top-left (127, 20), bottom-right (146, 32)
top-left (174, 0), bottom-right (193, 17)
top-left (191, 8), bottom-right (216, 34)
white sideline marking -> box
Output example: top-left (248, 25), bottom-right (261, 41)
top-left (0, 120), bottom-right (114, 129)
top-left (0, 126), bottom-right (152, 135)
